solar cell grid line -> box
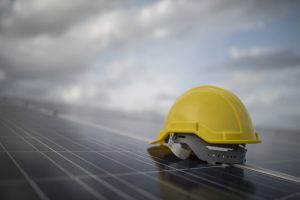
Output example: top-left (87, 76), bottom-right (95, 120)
top-left (31, 166), bottom-right (225, 184)
top-left (5, 104), bottom-right (288, 198)
top-left (19, 114), bottom-right (216, 166)
top-left (2, 122), bottom-right (108, 200)
top-left (11, 120), bottom-right (161, 200)
top-left (214, 167), bottom-right (289, 194)
top-left (95, 145), bottom-right (294, 199)
top-left (21, 117), bottom-right (248, 200)
top-left (117, 144), bottom-right (299, 198)
top-left (7, 113), bottom-right (202, 200)
top-left (225, 166), bottom-right (300, 189)
top-left (17, 117), bottom-right (226, 179)
top-left (65, 111), bottom-right (298, 181)
top-left (18, 107), bottom-right (145, 148)
top-left (177, 167), bottom-right (279, 199)
top-left (37, 118), bottom-right (145, 152)
top-left (0, 142), bottom-right (49, 200)
top-left (1, 111), bottom-right (252, 200)
top-left (102, 136), bottom-right (300, 198)
top-left (7, 108), bottom-right (203, 198)
top-left (8, 113), bottom-right (209, 200)
top-left (132, 145), bottom-right (300, 193)
top-left (2, 119), bottom-right (152, 200)
top-left (1, 118), bottom-right (140, 200)
top-left (36, 125), bottom-right (232, 198)
top-left (4, 106), bottom-right (300, 198)
top-left (188, 168), bottom-right (297, 199)
top-left (9, 109), bottom-right (260, 199)
top-left (115, 149), bottom-right (261, 198)
top-left (0, 118), bottom-right (109, 200)
top-left (3, 109), bottom-right (129, 153)
top-left (76, 143), bottom-right (246, 199)
top-left (6, 108), bottom-right (214, 200)
top-left (206, 166), bottom-right (297, 193)
top-left (81, 127), bottom-right (299, 199)
top-left (236, 164), bottom-right (300, 184)
top-left (46, 119), bottom-right (300, 200)
top-left (5, 107), bottom-right (124, 150)
top-left (81, 138), bottom-right (252, 191)
top-left (7, 109), bottom-right (199, 169)
top-left (131, 150), bottom-right (287, 194)
top-left (13, 114), bottom-right (135, 154)
top-left (36, 140), bottom-right (160, 200)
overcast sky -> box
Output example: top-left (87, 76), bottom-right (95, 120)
top-left (1, 0), bottom-right (300, 130)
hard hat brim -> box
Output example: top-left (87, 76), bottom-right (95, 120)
top-left (150, 131), bottom-right (261, 145)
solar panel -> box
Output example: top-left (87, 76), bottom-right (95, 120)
top-left (0, 102), bottom-right (300, 200)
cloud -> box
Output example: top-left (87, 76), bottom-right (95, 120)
top-left (229, 47), bottom-right (271, 60)
top-left (228, 47), bottom-right (300, 69)
top-left (215, 68), bottom-right (300, 130)
top-left (0, 69), bottom-right (5, 81)
top-left (216, 46), bottom-right (300, 130)
top-left (0, 0), bottom-right (124, 37)
top-left (0, 0), bottom-right (300, 130)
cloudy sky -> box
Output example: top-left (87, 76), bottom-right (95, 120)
top-left (1, 0), bottom-right (300, 130)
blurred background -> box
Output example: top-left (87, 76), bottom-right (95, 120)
top-left (1, 0), bottom-right (300, 131)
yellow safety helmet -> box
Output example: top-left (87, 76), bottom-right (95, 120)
top-left (150, 85), bottom-right (261, 164)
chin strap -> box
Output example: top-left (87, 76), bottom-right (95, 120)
top-left (166, 134), bottom-right (247, 164)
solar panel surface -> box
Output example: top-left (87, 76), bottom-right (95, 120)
top-left (0, 100), bottom-right (300, 200)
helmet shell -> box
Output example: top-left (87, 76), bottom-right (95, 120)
top-left (151, 86), bottom-right (261, 144)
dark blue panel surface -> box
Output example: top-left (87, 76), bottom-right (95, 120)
top-left (0, 104), bottom-right (299, 200)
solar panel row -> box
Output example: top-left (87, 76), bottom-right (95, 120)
top-left (0, 104), bottom-right (300, 200)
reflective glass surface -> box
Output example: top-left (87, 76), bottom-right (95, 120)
top-left (0, 103), bottom-right (300, 200)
